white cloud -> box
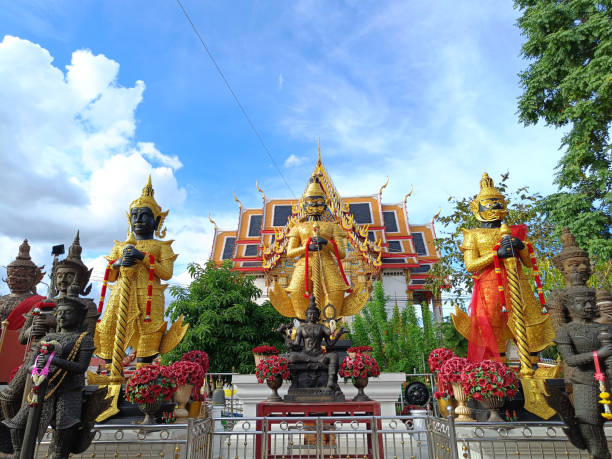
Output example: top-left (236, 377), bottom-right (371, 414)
top-left (284, 154), bottom-right (307, 168)
top-left (0, 35), bottom-right (207, 295)
top-left (278, 73), bottom-right (284, 90)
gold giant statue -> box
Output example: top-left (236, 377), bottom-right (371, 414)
top-left (93, 176), bottom-right (187, 421)
top-left (452, 173), bottom-right (555, 362)
top-left (267, 158), bottom-right (377, 320)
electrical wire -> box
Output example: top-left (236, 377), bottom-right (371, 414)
top-left (175, 0), bottom-right (296, 198)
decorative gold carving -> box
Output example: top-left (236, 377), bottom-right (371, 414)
top-left (159, 315), bottom-right (189, 355)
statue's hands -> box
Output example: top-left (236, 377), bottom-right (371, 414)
top-left (308, 236), bottom-right (328, 252)
top-left (118, 245), bottom-right (146, 267)
top-left (32, 314), bottom-right (55, 337)
top-left (336, 326), bottom-right (348, 336)
top-left (597, 343), bottom-right (612, 359)
top-left (497, 237), bottom-right (524, 259)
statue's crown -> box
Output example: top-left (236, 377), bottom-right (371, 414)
top-left (476, 173), bottom-right (504, 200)
top-left (304, 175), bottom-right (325, 198)
top-left (129, 175), bottom-right (164, 218)
top-left (552, 227), bottom-right (590, 268)
top-left (56, 231), bottom-right (93, 295)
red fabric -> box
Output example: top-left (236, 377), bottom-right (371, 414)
top-left (304, 237), bottom-right (312, 297)
top-left (467, 225), bottom-right (527, 363)
top-left (329, 239), bottom-right (352, 293)
top-left (5, 295), bottom-right (45, 330)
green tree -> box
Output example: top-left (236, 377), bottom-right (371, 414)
top-left (349, 281), bottom-right (444, 373)
top-left (514, 0), bottom-right (612, 282)
top-left (163, 260), bottom-right (286, 373)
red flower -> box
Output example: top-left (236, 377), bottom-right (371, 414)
top-left (428, 348), bottom-right (455, 373)
top-left (125, 365), bottom-right (177, 404)
top-left (252, 345), bottom-right (279, 355)
top-left (255, 355), bottom-right (290, 384)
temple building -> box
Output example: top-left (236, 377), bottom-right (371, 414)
top-left (209, 156), bottom-right (443, 320)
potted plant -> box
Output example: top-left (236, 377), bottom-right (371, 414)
top-left (181, 350), bottom-right (209, 417)
top-left (461, 360), bottom-right (519, 421)
top-left (255, 354), bottom-right (290, 401)
top-left (347, 345), bottom-right (374, 359)
top-left (437, 357), bottom-right (473, 422)
top-left (171, 360), bottom-right (206, 420)
top-left (252, 345), bottom-right (279, 367)
top-left (428, 348), bottom-right (456, 416)
top-left (125, 365), bottom-right (177, 424)
top-left (339, 353), bottom-right (381, 401)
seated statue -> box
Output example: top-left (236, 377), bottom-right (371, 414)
top-left (551, 285), bottom-right (612, 459)
top-left (3, 284), bottom-right (97, 459)
top-left (280, 296), bottom-right (347, 402)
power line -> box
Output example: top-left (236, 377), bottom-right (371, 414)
top-left (175, 0), bottom-right (296, 198)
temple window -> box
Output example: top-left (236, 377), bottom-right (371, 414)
top-left (349, 203), bottom-right (372, 224)
top-left (388, 241), bottom-right (402, 252)
top-left (410, 264), bottom-right (432, 274)
top-left (222, 237), bottom-right (236, 260)
top-left (272, 205), bottom-right (292, 227)
top-left (248, 214), bottom-right (263, 237)
top-left (244, 244), bottom-right (258, 256)
top-left (383, 211), bottom-right (398, 233)
top-left (412, 232), bottom-right (428, 256)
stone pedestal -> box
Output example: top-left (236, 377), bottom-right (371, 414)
top-left (232, 372), bottom-right (404, 419)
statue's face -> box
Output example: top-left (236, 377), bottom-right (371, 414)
top-left (305, 308), bottom-right (320, 323)
top-left (130, 207), bottom-right (157, 237)
top-left (561, 256), bottom-right (591, 286)
top-left (568, 293), bottom-right (596, 320)
top-left (477, 197), bottom-right (507, 222)
top-left (55, 266), bottom-right (77, 295)
top-left (57, 304), bottom-right (82, 330)
top-left (304, 196), bottom-right (326, 217)
top-left (6, 266), bottom-right (34, 294)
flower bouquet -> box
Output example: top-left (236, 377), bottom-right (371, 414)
top-left (125, 365), bottom-right (177, 424)
top-left (252, 345), bottom-right (279, 367)
top-left (437, 356), bottom-right (473, 421)
top-left (428, 348), bottom-right (457, 417)
top-left (171, 360), bottom-right (206, 419)
top-left (461, 359), bottom-right (518, 421)
top-left (255, 355), bottom-right (290, 401)
top-left (339, 353), bottom-right (381, 401)
top-left (181, 350), bottom-right (209, 401)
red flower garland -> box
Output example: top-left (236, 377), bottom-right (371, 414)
top-left (329, 239), bottom-right (352, 293)
top-left (97, 259), bottom-right (116, 320)
top-left (339, 353), bottom-right (381, 380)
top-left (303, 237), bottom-right (313, 297)
top-left (526, 242), bottom-right (548, 314)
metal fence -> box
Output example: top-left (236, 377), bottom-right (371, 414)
top-left (32, 417), bottom-right (212, 459)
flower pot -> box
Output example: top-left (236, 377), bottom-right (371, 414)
top-left (138, 400), bottom-right (164, 424)
top-left (437, 397), bottom-right (457, 417)
top-left (352, 376), bottom-right (371, 401)
top-left (451, 382), bottom-right (474, 422)
top-left (174, 384), bottom-right (194, 421)
top-left (479, 396), bottom-right (506, 422)
top-left (266, 375), bottom-right (283, 402)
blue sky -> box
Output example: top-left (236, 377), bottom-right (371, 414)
top-left (0, 0), bottom-right (566, 294)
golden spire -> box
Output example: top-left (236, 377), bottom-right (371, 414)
top-left (208, 214), bottom-right (218, 231)
top-left (403, 185), bottom-right (414, 206)
top-left (256, 181), bottom-right (266, 201)
top-left (378, 176), bottom-right (389, 195)
top-left (233, 192), bottom-right (243, 208)
top-left (317, 138), bottom-right (321, 165)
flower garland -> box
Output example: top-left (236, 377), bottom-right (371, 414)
top-left (97, 259), bottom-right (116, 319)
top-left (339, 353), bottom-right (381, 380)
top-left (255, 355), bottom-right (290, 384)
top-left (492, 240), bottom-right (548, 315)
top-left (526, 242), bottom-right (548, 314)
